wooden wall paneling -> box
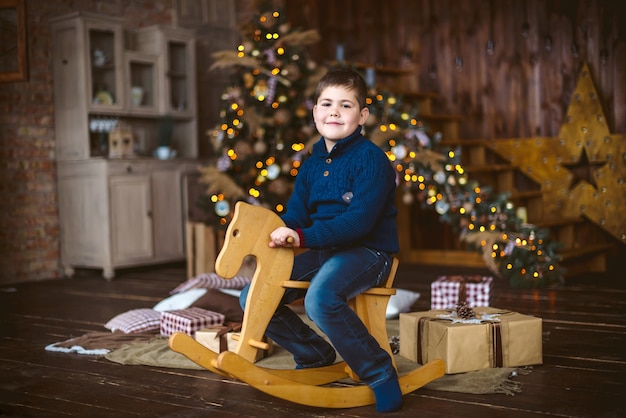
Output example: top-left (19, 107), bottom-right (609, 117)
top-left (593, 1), bottom-right (615, 112)
top-left (193, 12), bottom-right (239, 158)
top-left (614, 42), bottom-right (626, 133)
top-left (417, 0), bottom-right (437, 94)
top-left (404, 1), bottom-right (422, 92)
top-left (480, 0), bottom-right (501, 139)
top-left (435, 0), bottom-right (453, 118)
top-left (458, 0), bottom-right (485, 138)
top-left (378, 1), bottom-right (397, 66)
top-left (549, 13), bottom-right (571, 137)
top-left (317, 0), bottom-right (343, 61)
top-left (282, 1), bottom-right (320, 61)
top-left (531, 2), bottom-right (563, 136)
top-left (488, 0), bottom-right (509, 138)
top-left (284, 0), bottom-right (624, 142)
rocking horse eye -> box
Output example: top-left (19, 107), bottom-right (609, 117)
top-left (233, 229), bottom-right (240, 237)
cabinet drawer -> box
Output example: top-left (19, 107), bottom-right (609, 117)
top-left (107, 160), bottom-right (152, 175)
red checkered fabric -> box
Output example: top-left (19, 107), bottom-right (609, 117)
top-left (104, 308), bottom-right (162, 334)
top-left (160, 307), bottom-right (225, 337)
top-left (430, 276), bottom-right (493, 310)
top-left (169, 273), bottom-right (251, 295)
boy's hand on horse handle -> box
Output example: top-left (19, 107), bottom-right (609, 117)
top-left (269, 227), bottom-right (299, 248)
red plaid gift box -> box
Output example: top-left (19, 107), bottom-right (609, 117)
top-left (160, 307), bottom-right (225, 337)
top-left (430, 275), bottom-right (493, 310)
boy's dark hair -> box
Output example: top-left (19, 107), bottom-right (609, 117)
top-left (315, 68), bottom-right (368, 109)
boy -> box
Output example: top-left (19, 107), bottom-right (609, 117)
top-left (239, 68), bottom-right (402, 412)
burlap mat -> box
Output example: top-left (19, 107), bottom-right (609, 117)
top-left (101, 319), bottom-right (531, 395)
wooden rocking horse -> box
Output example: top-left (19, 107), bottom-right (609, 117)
top-left (169, 201), bottom-right (445, 408)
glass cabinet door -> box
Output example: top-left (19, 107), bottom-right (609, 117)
top-left (165, 38), bottom-right (195, 116)
top-left (87, 24), bottom-right (123, 112)
top-left (125, 51), bottom-right (159, 115)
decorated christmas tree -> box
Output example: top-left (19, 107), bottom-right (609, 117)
top-left (197, 3), bottom-right (563, 288)
top-left (198, 4), bottom-right (324, 227)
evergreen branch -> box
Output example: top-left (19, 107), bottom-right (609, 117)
top-left (210, 51), bottom-right (292, 87)
top-left (198, 166), bottom-right (247, 201)
top-left (210, 51), bottom-right (259, 70)
top-left (275, 29), bottom-right (321, 47)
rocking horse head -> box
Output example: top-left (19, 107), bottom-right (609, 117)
top-left (215, 202), bottom-right (294, 281)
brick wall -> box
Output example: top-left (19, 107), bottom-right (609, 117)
top-left (0, 0), bottom-right (175, 284)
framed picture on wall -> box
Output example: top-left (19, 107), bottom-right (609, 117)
top-left (0, 0), bottom-right (28, 82)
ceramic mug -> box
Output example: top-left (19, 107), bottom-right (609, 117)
top-left (156, 146), bottom-right (171, 160)
top-left (130, 86), bottom-right (144, 107)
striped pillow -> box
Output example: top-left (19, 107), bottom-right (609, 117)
top-left (169, 272), bottom-right (251, 295)
top-left (104, 308), bottom-right (161, 334)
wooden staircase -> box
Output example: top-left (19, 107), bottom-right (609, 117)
top-left (393, 95), bottom-right (617, 278)
top-left (387, 62), bottom-right (626, 278)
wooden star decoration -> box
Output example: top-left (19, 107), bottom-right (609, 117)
top-left (489, 63), bottom-right (625, 243)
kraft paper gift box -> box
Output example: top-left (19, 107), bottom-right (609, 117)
top-left (195, 324), bottom-right (273, 362)
top-left (430, 275), bottom-right (493, 310)
top-left (399, 307), bottom-right (542, 374)
top-left (160, 307), bottom-right (225, 337)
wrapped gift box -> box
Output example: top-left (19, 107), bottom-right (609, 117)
top-left (430, 275), bottom-right (493, 310)
top-left (195, 325), bottom-right (273, 362)
top-left (160, 307), bottom-right (225, 337)
top-left (399, 307), bottom-right (542, 374)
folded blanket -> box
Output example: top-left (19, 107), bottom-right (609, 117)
top-left (45, 331), bottom-right (158, 355)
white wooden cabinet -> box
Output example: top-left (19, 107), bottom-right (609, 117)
top-left (58, 160), bottom-right (194, 279)
top-left (51, 12), bottom-right (199, 279)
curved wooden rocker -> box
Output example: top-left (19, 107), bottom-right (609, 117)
top-left (169, 201), bottom-right (445, 408)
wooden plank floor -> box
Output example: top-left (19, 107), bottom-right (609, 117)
top-left (1, 261), bottom-right (625, 417)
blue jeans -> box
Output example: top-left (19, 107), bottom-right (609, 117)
top-left (239, 247), bottom-right (396, 388)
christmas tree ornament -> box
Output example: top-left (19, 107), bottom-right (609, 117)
top-left (402, 191), bottom-right (414, 205)
top-left (392, 144), bottom-right (408, 160)
top-left (435, 200), bottom-right (450, 215)
top-left (253, 80), bottom-right (269, 100)
top-left (216, 155), bottom-right (231, 171)
top-left (215, 200), bottom-right (230, 217)
top-left (434, 171), bottom-right (447, 184)
top-left (253, 140), bottom-right (267, 154)
top-left (266, 163), bottom-right (280, 180)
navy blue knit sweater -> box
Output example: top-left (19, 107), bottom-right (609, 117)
top-left (281, 127), bottom-right (399, 254)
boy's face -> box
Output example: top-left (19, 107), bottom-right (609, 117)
top-left (313, 85), bottom-right (369, 145)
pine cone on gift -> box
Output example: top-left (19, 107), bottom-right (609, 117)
top-left (456, 301), bottom-right (476, 319)
top-left (389, 335), bottom-right (400, 355)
